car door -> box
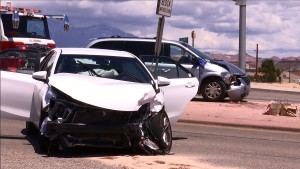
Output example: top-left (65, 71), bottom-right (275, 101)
top-left (140, 56), bottom-right (199, 123)
top-left (0, 49), bottom-right (40, 121)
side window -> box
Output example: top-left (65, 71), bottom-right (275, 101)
top-left (140, 56), bottom-right (193, 79)
top-left (0, 50), bottom-right (39, 74)
top-left (40, 51), bottom-right (56, 76)
top-left (169, 45), bottom-right (193, 65)
top-left (90, 41), bottom-right (124, 51)
top-left (39, 51), bottom-right (54, 70)
top-left (124, 41), bottom-right (156, 57)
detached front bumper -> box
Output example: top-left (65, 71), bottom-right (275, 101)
top-left (227, 76), bottom-right (251, 101)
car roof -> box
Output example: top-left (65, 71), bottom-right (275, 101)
top-left (56, 48), bottom-right (136, 58)
top-left (88, 37), bottom-right (184, 45)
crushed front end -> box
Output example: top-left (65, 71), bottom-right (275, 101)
top-left (40, 94), bottom-right (172, 155)
top-left (227, 75), bottom-right (251, 101)
top-left (212, 59), bottom-right (251, 101)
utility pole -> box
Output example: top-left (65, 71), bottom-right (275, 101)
top-left (255, 44), bottom-right (258, 80)
top-left (233, 0), bottom-right (247, 71)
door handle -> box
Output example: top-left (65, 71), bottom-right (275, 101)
top-left (185, 82), bottom-right (195, 88)
top-left (161, 69), bottom-right (170, 73)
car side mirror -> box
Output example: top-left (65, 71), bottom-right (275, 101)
top-left (32, 71), bottom-right (48, 83)
top-left (63, 15), bottom-right (70, 32)
top-left (157, 76), bottom-right (170, 87)
top-left (12, 11), bottom-right (20, 29)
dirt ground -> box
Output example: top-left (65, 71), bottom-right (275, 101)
top-left (89, 155), bottom-right (238, 169)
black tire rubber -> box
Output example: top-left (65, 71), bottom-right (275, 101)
top-left (149, 111), bottom-right (172, 154)
top-left (38, 133), bottom-right (50, 154)
top-left (38, 109), bottom-right (50, 154)
top-left (26, 121), bottom-right (39, 135)
top-left (201, 78), bottom-right (226, 102)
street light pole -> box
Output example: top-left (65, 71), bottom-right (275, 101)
top-left (255, 44), bottom-right (258, 78)
top-left (233, 0), bottom-right (247, 71)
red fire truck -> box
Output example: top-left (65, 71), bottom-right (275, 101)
top-left (0, 1), bottom-right (69, 71)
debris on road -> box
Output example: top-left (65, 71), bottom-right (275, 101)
top-left (263, 101), bottom-right (298, 117)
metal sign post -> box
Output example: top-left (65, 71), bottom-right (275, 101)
top-left (154, 16), bottom-right (165, 56)
top-left (154, 0), bottom-right (173, 56)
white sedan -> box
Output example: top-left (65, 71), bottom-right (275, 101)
top-left (0, 48), bottom-right (198, 155)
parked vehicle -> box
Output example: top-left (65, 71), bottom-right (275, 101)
top-left (85, 37), bottom-right (251, 101)
top-left (0, 48), bottom-right (198, 155)
top-left (0, 48), bottom-right (41, 73)
top-left (0, 2), bottom-right (69, 52)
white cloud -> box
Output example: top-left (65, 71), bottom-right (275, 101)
top-left (2, 0), bottom-right (300, 58)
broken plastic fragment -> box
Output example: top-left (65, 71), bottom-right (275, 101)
top-left (138, 89), bottom-right (164, 112)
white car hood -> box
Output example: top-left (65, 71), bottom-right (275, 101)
top-left (48, 73), bottom-right (164, 112)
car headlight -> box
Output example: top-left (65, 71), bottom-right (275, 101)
top-left (221, 72), bottom-right (233, 85)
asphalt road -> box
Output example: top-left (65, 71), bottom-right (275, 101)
top-left (248, 89), bottom-right (300, 103)
top-left (1, 118), bottom-right (300, 169)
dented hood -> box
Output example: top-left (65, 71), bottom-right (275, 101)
top-left (48, 73), bottom-right (160, 111)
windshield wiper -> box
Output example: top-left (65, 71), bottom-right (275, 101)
top-left (77, 60), bottom-right (101, 77)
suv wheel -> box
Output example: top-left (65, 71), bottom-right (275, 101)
top-left (201, 78), bottom-right (226, 102)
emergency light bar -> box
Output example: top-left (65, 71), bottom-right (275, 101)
top-left (0, 5), bottom-right (42, 14)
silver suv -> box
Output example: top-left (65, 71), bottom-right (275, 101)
top-left (85, 37), bottom-right (250, 102)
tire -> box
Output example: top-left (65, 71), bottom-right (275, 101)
top-left (201, 78), bottom-right (226, 102)
top-left (38, 109), bottom-right (50, 154)
top-left (38, 133), bottom-right (50, 154)
top-left (149, 111), bottom-right (172, 154)
top-left (26, 122), bottom-right (38, 135)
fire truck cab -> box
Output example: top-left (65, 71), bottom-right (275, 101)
top-left (0, 1), bottom-right (69, 71)
top-left (0, 2), bottom-right (70, 51)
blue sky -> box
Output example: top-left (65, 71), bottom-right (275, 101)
top-left (4, 0), bottom-right (300, 58)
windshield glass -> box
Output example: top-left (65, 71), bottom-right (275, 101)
top-left (55, 54), bottom-right (152, 84)
top-left (179, 41), bottom-right (213, 61)
top-left (2, 14), bottom-right (50, 39)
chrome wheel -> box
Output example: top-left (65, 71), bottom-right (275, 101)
top-left (201, 79), bottom-right (226, 102)
top-left (205, 81), bottom-right (222, 99)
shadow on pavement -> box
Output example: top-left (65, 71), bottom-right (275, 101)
top-left (21, 127), bottom-right (180, 158)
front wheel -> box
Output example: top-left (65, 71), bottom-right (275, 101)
top-left (148, 111), bottom-right (172, 154)
top-left (26, 122), bottom-right (38, 135)
top-left (38, 133), bottom-right (50, 153)
top-left (201, 78), bottom-right (226, 102)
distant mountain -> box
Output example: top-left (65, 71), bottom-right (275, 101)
top-left (48, 20), bottom-right (135, 47)
top-left (208, 53), bottom-right (256, 63)
top-left (48, 21), bottom-right (299, 65)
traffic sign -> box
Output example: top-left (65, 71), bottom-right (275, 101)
top-left (179, 37), bottom-right (188, 44)
top-left (156, 0), bottom-right (173, 17)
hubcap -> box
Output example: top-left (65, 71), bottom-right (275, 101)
top-left (205, 82), bottom-right (221, 99)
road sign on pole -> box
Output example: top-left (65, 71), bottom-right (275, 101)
top-left (156, 0), bottom-right (173, 17)
top-left (179, 37), bottom-right (188, 44)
